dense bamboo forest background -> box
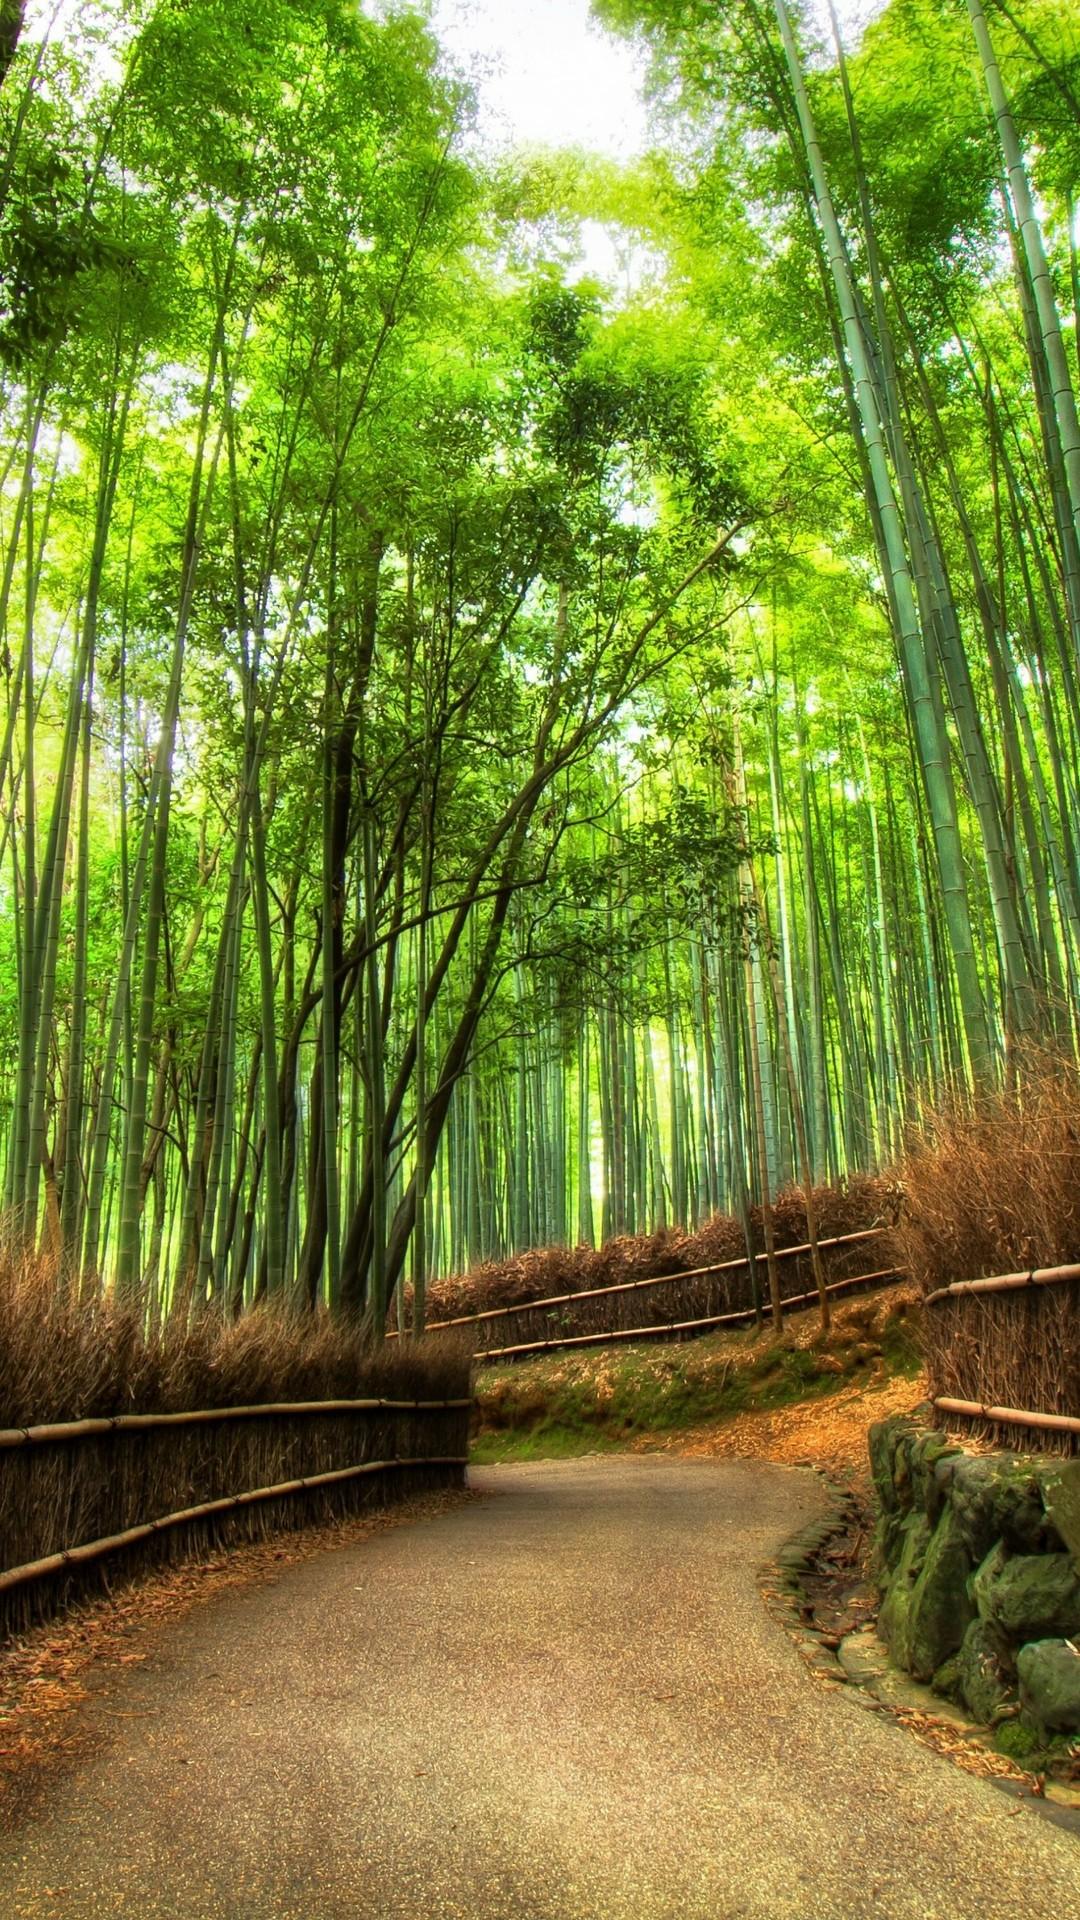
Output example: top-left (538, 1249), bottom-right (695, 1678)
top-left (2, 0), bottom-right (1079, 1340)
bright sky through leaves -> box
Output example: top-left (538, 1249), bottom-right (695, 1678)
top-left (431, 0), bottom-right (886, 157)
top-left (24, 1), bottom-right (887, 159)
top-left (430, 0), bottom-right (649, 155)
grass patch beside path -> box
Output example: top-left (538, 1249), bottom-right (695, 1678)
top-left (471, 1283), bottom-right (924, 1467)
top-left (471, 1426), bottom-right (624, 1465)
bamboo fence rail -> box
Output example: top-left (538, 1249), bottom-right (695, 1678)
top-left (0, 1454), bottom-right (470, 1596)
top-left (924, 1263), bottom-right (1080, 1455)
top-left (399, 1228), bottom-right (896, 1361)
top-left (924, 1263), bottom-right (1080, 1305)
top-left (406, 1227), bottom-right (891, 1334)
top-left (0, 1393), bottom-right (472, 1635)
top-left (473, 1264), bottom-right (905, 1363)
top-left (931, 1397), bottom-right (1080, 1439)
top-left (0, 1397), bottom-right (473, 1451)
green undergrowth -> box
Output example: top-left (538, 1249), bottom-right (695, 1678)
top-left (470, 1284), bottom-right (922, 1464)
top-left (471, 1425), bottom-right (625, 1464)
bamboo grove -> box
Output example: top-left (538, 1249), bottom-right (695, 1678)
top-left (1, 0), bottom-right (1079, 1328)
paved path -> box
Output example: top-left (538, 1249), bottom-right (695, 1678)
top-left (1, 1457), bottom-right (1078, 1920)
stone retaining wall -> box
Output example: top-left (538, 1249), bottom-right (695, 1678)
top-left (870, 1413), bottom-right (1080, 1738)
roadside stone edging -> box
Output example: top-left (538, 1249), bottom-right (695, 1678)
top-left (870, 1412), bottom-right (1080, 1759)
top-left (758, 1463), bottom-right (1080, 1814)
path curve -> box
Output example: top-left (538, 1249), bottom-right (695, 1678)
top-left (1, 1457), bottom-right (1078, 1919)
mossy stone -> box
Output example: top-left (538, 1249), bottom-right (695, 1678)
top-left (973, 1545), bottom-right (1080, 1642)
top-left (949, 1455), bottom-right (1055, 1561)
top-left (957, 1618), bottom-right (1015, 1725)
top-left (867, 1418), bottom-right (895, 1510)
top-left (971, 1540), bottom-right (1008, 1616)
top-left (878, 1585), bottom-right (910, 1664)
top-left (1018, 1639), bottom-right (1080, 1735)
top-left (1042, 1463), bottom-right (1080, 1561)
top-left (932, 1653), bottom-right (963, 1702)
top-left (869, 1415), bottom-right (918, 1514)
top-left (932, 1451), bottom-right (962, 1521)
top-left (871, 1510), bottom-right (906, 1582)
top-left (992, 1474), bottom-right (1059, 1554)
top-left (903, 1504), bottom-right (975, 1682)
top-left (878, 1511), bottom-right (932, 1669)
top-left (947, 1457), bottom-right (998, 1562)
top-left (996, 1719), bottom-right (1042, 1761)
top-left (892, 1428), bottom-right (920, 1512)
top-left (911, 1433), bottom-right (961, 1522)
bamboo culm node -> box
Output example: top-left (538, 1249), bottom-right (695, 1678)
top-left (924, 1263), bottom-right (1080, 1306)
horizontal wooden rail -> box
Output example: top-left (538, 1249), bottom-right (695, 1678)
top-left (474, 1265), bottom-right (905, 1364)
top-left (400, 1227), bottom-right (891, 1335)
top-left (933, 1396), bottom-right (1080, 1438)
top-left (0, 1396), bottom-right (472, 1451)
top-left (0, 1455), bottom-right (470, 1596)
top-left (925, 1262), bottom-right (1080, 1307)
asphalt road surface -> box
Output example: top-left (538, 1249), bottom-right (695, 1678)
top-left (1, 1456), bottom-right (1078, 1920)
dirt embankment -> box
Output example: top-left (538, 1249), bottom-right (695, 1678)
top-left (641, 1370), bottom-right (925, 1483)
top-left (472, 1281), bottom-right (927, 1475)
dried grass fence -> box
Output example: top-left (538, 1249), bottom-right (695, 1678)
top-left (892, 1057), bottom-right (1080, 1456)
top-left (404, 1228), bottom-right (900, 1362)
top-left (0, 1395), bottom-right (470, 1638)
top-left (923, 1266), bottom-right (1080, 1456)
top-left (419, 1173), bottom-right (894, 1323)
top-left (0, 1252), bottom-right (473, 1638)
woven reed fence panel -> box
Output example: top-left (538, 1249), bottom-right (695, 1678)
top-left (0, 1399), bottom-right (469, 1636)
top-left (926, 1280), bottom-right (1080, 1456)
top-left (441, 1231), bottom-right (892, 1359)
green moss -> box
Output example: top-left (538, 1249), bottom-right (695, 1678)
top-left (994, 1720), bottom-right (1041, 1761)
top-left (470, 1424), bottom-right (624, 1464)
top-left (880, 1312), bottom-right (923, 1379)
top-left (933, 1653), bottom-right (962, 1701)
